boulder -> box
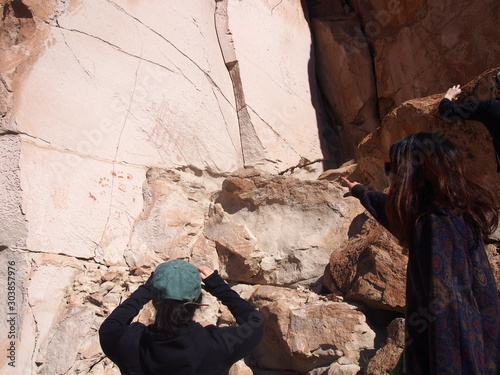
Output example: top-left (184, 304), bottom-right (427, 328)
top-left (250, 285), bottom-right (376, 374)
top-left (366, 318), bottom-right (405, 375)
top-left (324, 217), bottom-right (406, 313)
top-left (351, 67), bottom-right (500, 192)
top-left (211, 171), bottom-right (364, 286)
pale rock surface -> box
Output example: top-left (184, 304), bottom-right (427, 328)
top-left (125, 167), bottom-right (224, 269)
top-left (211, 171), bottom-right (364, 286)
top-left (13, 0), bottom-right (243, 173)
top-left (0, 250), bottom-right (84, 374)
top-left (250, 285), bottom-right (376, 373)
top-left (0, 0), bottom-right (327, 372)
top-left (20, 140), bottom-right (145, 260)
top-left (229, 359), bottom-right (255, 375)
top-left (318, 160), bottom-right (357, 182)
top-left (0, 134), bottom-right (27, 248)
top-left (222, 0), bottom-right (324, 171)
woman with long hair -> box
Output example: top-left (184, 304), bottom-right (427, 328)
top-left (343, 132), bottom-right (500, 374)
top-left (99, 259), bottom-right (264, 374)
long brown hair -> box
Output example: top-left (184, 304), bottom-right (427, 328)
top-left (385, 132), bottom-right (498, 244)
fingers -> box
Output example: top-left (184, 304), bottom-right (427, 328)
top-left (445, 84), bottom-right (461, 100)
top-left (196, 265), bottom-right (214, 279)
top-left (340, 176), bottom-right (359, 190)
top-left (340, 176), bottom-right (351, 186)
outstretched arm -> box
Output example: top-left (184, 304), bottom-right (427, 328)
top-left (99, 276), bottom-right (152, 362)
top-left (199, 267), bottom-right (264, 364)
top-left (341, 177), bottom-right (390, 230)
top-left (439, 84), bottom-right (492, 123)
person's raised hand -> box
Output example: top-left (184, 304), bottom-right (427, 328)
top-left (444, 84), bottom-right (461, 100)
top-left (340, 176), bottom-right (360, 191)
top-left (197, 265), bottom-right (214, 280)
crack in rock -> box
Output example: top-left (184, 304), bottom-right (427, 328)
top-left (214, 0), bottom-right (265, 168)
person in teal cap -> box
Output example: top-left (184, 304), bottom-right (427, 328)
top-left (99, 259), bottom-right (264, 374)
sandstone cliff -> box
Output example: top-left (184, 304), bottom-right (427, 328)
top-left (1, 1), bottom-right (499, 374)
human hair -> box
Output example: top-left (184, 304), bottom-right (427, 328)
top-left (385, 132), bottom-right (499, 245)
top-left (152, 296), bottom-right (201, 334)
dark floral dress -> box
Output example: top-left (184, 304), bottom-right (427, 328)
top-left (352, 185), bottom-right (500, 374)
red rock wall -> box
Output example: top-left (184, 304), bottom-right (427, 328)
top-left (307, 0), bottom-right (500, 161)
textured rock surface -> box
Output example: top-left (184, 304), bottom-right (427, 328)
top-left (369, 0), bottom-right (500, 117)
top-left (308, 4), bottom-right (380, 161)
top-left (0, 134), bottom-right (27, 248)
top-left (324, 217), bottom-right (406, 313)
top-left (307, 0), bottom-right (500, 157)
top-left (212, 172), bottom-right (364, 286)
top-left (351, 67), bottom-right (500, 192)
top-left (1, 0), bottom-right (500, 374)
top-left (250, 285), bottom-right (375, 373)
top-left (366, 318), bottom-right (405, 375)
top-left (0, 1), bottom-right (330, 373)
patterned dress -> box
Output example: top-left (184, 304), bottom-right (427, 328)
top-left (351, 185), bottom-right (500, 374)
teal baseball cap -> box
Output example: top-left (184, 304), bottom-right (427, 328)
top-left (151, 259), bottom-right (202, 303)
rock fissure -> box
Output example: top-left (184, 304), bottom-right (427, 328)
top-left (271, 0), bottom-right (284, 15)
top-left (107, 0), bottom-right (217, 90)
top-left (0, 73), bottom-right (13, 92)
top-left (214, 0), bottom-right (265, 168)
top-left (278, 158), bottom-right (323, 176)
top-left (60, 31), bottom-right (92, 78)
top-left (210, 87), bottom-right (235, 149)
top-left (52, 24), bottom-right (181, 78)
top-left (203, 71), bottom-right (235, 110)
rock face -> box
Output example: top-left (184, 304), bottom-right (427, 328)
top-left (1, 0), bottom-right (500, 374)
top-left (250, 285), bottom-right (375, 374)
top-left (306, 0), bottom-right (500, 157)
top-left (2, 0), bottom-right (326, 175)
top-left (324, 216), bottom-right (406, 314)
top-left (211, 172), bottom-right (363, 286)
top-left (366, 318), bottom-right (405, 375)
top-left (367, 0), bottom-right (500, 117)
top-left (352, 67), bottom-right (500, 192)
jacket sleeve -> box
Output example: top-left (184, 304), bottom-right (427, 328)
top-left (98, 281), bottom-right (152, 363)
top-left (202, 271), bottom-right (264, 364)
top-left (351, 184), bottom-right (390, 231)
top-left (439, 97), bottom-right (492, 123)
